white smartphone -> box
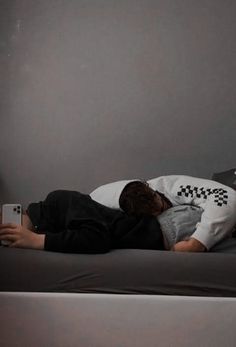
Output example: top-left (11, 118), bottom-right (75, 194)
top-left (1, 204), bottom-right (22, 246)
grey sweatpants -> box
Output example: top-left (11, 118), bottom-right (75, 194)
top-left (157, 205), bottom-right (236, 253)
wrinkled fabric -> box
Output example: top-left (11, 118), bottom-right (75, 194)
top-left (27, 190), bottom-right (164, 254)
top-left (158, 205), bottom-right (236, 253)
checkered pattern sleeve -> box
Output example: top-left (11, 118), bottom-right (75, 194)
top-left (148, 175), bottom-right (236, 250)
top-left (174, 181), bottom-right (236, 250)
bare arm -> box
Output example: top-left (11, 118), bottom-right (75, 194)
top-left (172, 238), bottom-right (206, 252)
top-left (0, 223), bottom-right (45, 250)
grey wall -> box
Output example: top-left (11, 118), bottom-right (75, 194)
top-left (0, 0), bottom-right (235, 206)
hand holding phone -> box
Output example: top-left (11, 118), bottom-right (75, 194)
top-left (1, 204), bottom-right (22, 246)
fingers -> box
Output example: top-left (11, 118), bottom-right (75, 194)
top-left (0, 223), bottom-right (18, 229)
top-left (0, 233), bottom-right (22, 248)
top-left (0, 234), bottom-right (17, 242)
top-left (8, 241), bottom-right (20, 248)
top-left (0, 227), bottom-right (19, 235)
top-left (0, 226), bottom-right (20, 244)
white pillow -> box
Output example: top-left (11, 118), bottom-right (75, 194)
top-left (90, 180), bottom-right (138, 209)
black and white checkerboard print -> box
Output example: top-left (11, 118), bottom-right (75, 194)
top-left (177, 185), bottom-right (228, 206)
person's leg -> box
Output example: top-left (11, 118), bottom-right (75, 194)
top-left (157, 205), bottom-right (203, 250)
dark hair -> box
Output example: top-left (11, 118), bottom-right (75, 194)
top-left (119, 180), bottom-right (158, 216)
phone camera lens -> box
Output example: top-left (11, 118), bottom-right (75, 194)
top-left (14, 207), bottom-right (17, 211)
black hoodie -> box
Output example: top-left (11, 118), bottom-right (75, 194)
top-left (27, 190), bottom-right (164, 254)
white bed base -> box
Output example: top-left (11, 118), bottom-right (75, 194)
top-left (1, 292), bottom-right (236, 347)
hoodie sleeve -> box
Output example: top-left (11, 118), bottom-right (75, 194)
top-left (149, 175), bottom-right (236, 250)
top-left (44, 218), bottom-right (111, 254)
top-left (190, 190), bottom-right (236, 250)
top-left (173, 179), bottom-right (236, 250)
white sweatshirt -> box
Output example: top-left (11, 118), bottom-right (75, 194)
top-left (148, 175), bottom-right (236, 249)
top-left (90, 175), bottom-right (236, 250)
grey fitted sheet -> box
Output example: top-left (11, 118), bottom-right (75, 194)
top-left (1, 247), bottom-right (236, 297)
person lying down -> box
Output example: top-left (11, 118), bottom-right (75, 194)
top-left (0, 190), bottom-right (164, 253)
top-left (0, 183), bottom-right (236, 254)
top-left (91, 175), bottom-right (236, 252)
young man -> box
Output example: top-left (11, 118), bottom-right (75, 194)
top-left (91, 175), bottom-right (236, 252)
top-left (0, 190), bottom-right (164, 253)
